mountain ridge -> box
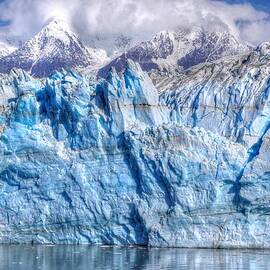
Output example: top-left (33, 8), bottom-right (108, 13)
top-left (0, 19), bottom-right (108, 77)
top-left (98, 26), bottom-right (251, 78)
top-left (0, 41), bottom-right (16, 58)
top-left (0, 20), bottom-right (252, 80)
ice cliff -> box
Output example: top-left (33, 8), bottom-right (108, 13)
top-left (0, 59), bottom-right (270, 248)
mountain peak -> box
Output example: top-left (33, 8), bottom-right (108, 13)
top-left (35, 18), bottom-right (76, 46)
top-left (43, 18), bottom-right (74, 33)
top-left (0, 17), bottom-right (106, 77)
top-left (98, 26), bottom-right (251, 79)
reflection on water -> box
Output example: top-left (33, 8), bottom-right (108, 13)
top-left (0, 245), bottom-right (270, 270)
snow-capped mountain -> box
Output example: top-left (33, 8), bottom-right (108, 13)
top-left (0, 22), bottom-right (251, 80)
top-left (98, 26), bottom-right (251, 78)
top-left (0, 41), bottom-right (16, 58)
top-left (86, 34), bottom-right (134, 57)
top-left (0, 19), bottom-right (109, 78)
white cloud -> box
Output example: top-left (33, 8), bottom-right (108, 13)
top-left (0, 0), bottom-right (269, 45)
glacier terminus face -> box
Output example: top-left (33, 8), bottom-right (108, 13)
top-left (1, 56), bottom-right (270, 248)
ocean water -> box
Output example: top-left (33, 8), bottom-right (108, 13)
top-left (0, 245), bottom-right (269, 270)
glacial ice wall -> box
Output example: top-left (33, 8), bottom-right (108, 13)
top-left (0, 60), bottom-right (270, 247)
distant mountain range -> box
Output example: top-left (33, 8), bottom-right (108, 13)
top-left (98, 27), bottom-right (251, 78)
top-left (0, 19), bottom-right (251, 78)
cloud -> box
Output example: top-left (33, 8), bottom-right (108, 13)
top-left (0, 0), bottom-right (269, 46)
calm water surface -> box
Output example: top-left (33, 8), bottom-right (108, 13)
top-left (0, 245), bottom-right (269, 270)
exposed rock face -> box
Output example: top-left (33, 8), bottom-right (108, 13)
top-left (0, 20), bottom-right (107, 78)
top-left (0, 59), bottom-right (270, 248)
top-left (98, 27), bottom-right (250, 78)
top-left (0, 41), bottom-right (16, 58)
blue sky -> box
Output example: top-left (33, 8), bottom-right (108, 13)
top-left (221, 0), bottom-right (270, 12)
top-left (0, 0), bottom-right (8, 26)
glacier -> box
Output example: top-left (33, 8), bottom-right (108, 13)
top-left (0, 58), bottom-right (270, 248)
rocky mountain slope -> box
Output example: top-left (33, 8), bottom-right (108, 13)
top-left (87, 34), bottom-right (134, 57)
top-left (0, 41), bottom-right (16, 58)
top-left (0, 22), bottom-right (251, 82)
top-left (0, 19), bottom-right (108, 78)
top-left (98, 26), bottom-right (251, 78)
